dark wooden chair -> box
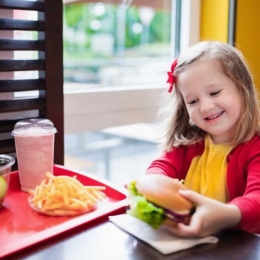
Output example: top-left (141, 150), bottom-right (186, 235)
top-left (0, 0), bottom-right (64, 169)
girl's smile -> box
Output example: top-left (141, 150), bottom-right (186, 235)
top-left (177, 59), bottom-right (241, 144)
top-left (204, 111), bottom-right (224, 121)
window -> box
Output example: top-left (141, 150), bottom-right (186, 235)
top-left (63, 0), bottom-right (200, 185)
top-left (64, 0), bottom-right (200, 132)
top-left (63, 1), bottom-right (173, 90)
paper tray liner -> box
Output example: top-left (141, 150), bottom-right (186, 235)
top-left (0, 164), bottom-right (128, 258)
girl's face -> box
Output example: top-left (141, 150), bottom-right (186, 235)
top-left (177, 59), bottom-right (241, 144)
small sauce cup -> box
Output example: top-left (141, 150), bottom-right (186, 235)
top-left (0, 155), bottom-right (15, 208)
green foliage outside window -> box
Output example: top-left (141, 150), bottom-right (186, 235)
top-left (63, 3), bottom-right (171, 60)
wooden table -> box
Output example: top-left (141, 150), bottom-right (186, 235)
top-left (4, 210), bottom-right (260, 260)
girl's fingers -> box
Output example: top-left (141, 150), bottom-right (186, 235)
top-left (178, 189), bottom-right (205, 205)
top-left (177, 219), bottom-right (202, 237)
top-left (164, 220), bottom-right (202, 237)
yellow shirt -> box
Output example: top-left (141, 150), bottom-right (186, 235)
top-left (184, 135), bottom-right (233, 202)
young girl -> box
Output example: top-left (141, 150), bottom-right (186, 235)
top-left (145, 41), bottom-right (260, 237)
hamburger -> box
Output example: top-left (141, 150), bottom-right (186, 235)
top-left (127, 174), bottom-right (195, 229)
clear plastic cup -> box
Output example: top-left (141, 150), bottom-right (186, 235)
top-left (0, 154), bottom-right (15, 208)
top-left (12, 118), bottom-right (57, 192)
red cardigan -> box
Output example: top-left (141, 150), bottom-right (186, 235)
top-left (146, 134), bottom-right (260, 233)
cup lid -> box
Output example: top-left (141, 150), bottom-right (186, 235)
top-left (12, 118), bottom-right (57, 136)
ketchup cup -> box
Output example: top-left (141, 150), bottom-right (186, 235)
top-left (0, 154), bottom-right (15, 209)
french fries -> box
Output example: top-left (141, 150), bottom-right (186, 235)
top-left (28, 172), bottom-right (107, 216)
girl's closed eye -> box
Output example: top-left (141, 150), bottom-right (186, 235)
top-left (210, 90), bottom-right (222, 96)
top-left (187, 99), bottom-right (198, 105)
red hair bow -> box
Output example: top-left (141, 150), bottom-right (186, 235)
top-left (167, 59), bottom-right (178, 93)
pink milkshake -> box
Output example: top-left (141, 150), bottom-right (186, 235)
top-left (12, 119), bottom-right (57, 192)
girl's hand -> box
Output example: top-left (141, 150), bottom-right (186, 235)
top-left (165, 189), bottom-right (241, 238)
